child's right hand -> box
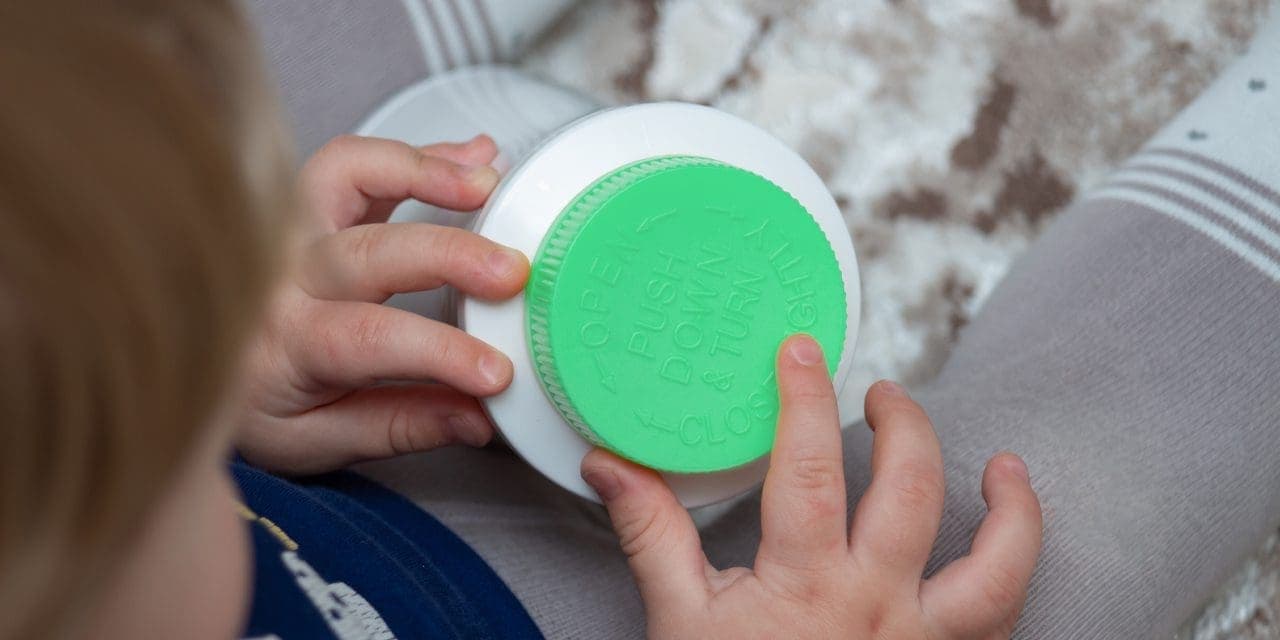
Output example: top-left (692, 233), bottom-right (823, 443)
top-left (582, 335), bottom-right (1043, 639)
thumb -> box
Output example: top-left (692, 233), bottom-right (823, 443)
top-left (581, 449), bottom-right (711, 614)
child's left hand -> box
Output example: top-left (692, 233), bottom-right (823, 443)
top-left (236, 134), bottom-right (529, 475)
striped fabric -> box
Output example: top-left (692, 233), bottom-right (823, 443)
top-left (1085, 4), bottom-right (1280, 288)
top-left (1092, 148), bottom-right (1280, 282)
top-left (246, 0), bottom-right (578, 155)
top-left (398, 0), bottom-right (504, 72)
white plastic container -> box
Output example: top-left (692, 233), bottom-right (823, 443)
top-left (358, 67), bottom-right (860, 508)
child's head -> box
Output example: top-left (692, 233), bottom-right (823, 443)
top-left (0, 2), bottom-right (291, 637)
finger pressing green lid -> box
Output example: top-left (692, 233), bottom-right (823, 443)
top-left (526, 156), bottom-right (846, 473)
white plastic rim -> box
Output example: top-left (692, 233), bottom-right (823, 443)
top-left (463, 103), bottom-right (862, 508)
top-left (356, 70), bottom-right (861, 508)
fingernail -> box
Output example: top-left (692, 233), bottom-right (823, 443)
top-left (447, 413), bottom-right (492, 447)
top-left (875, 380), bottom-right (907, 396)
top-left (477, 351), bottom-right (509, 388)
top-left (582, 467), bottom-right (623, 501)
top-left (1000, 453), bottom-right (1030, 481)
top-left (466, 165), bottom-right (499, 191)
top-left (787, 335), bottom-right (822, 366)
top-left (488, 247), bottom-right (522, 279)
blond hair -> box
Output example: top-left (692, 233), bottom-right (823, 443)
top-left (0, 2), bottom-right (291, 636)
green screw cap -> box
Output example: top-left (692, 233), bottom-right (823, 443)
top-left (526, 156), bottom-right (846, 473)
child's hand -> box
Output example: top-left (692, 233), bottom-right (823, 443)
top-left (581, 335), bottom-right (1043, 639)
top-left (237, 134), bottom-right (529, 475)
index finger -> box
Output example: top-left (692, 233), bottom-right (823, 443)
top-left (757, 335), bottom-right (848, 576)
top-left (301, 135), bottom-right (500, 230)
